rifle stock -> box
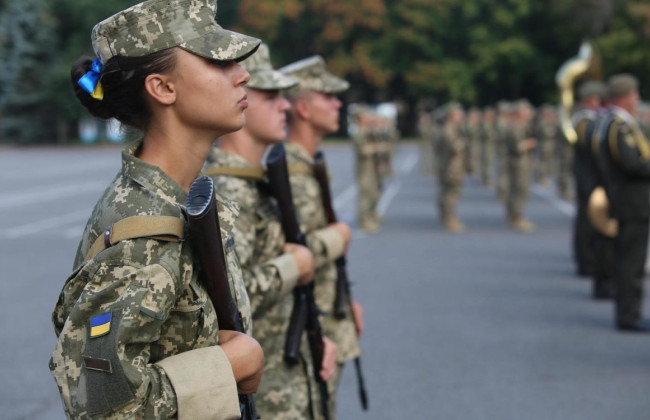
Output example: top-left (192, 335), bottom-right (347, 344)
top-left (263, 144), bottom-right (330, 420)
top-left (186, 176), bottom-right (259, 420)
top-left (313, 150), bottom-right (369, 411)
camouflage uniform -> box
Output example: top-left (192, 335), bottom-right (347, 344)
top-left (286, 143), bottom-right (361, 418)
top-left (281, 57), bottom-right (362, 419)
top-left (354, 114), bottom-right (382, 231)
top-left (436, 103), bottom-right (466, 232)
top-left (205, 149), bottom-right (321, 420)
top-left (480, 107), bottom-right (497, 187)
top-left (505, 100), bottom-right (536, 232)
top-left (464, 108), bottom-right (482, 176)
top-left (495, 102), bottom-right (512, 202)
top-left (536, 105), bottom-right (558, 186)
top-left (49, 0), bottom-right (261, 418)
top-left (50, 142), bottom-right (247, 420)
top-left (418, 112), bottom-right (435, 176)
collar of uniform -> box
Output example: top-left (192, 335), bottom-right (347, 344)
top-left (206, 147), bottom-right (256, 169)
top-left (122, 140), bottom-right (188, 207)
top-left (609, 105), bottom-right (636, 126)
top-left (285, 141), bottom-right (314, 165)
top-left (571, 108), bottom-right (598, 125)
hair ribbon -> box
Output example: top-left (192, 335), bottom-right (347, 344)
top-left (78, 58), bottom-right (104, 101)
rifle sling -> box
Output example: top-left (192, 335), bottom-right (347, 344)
top-left (84, 215), bottom-right (185, 263)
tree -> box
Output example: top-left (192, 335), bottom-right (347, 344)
top-left (0, 0), bottom-right (58, 143)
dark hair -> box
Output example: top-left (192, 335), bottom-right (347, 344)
top-left (71, 49), bottom-right (177, 130)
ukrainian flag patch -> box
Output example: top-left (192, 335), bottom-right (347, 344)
top-left (89, 312), bottom-right (112, 338)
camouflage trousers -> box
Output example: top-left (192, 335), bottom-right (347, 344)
top-left (357, 158), bottom-right (381, 227)
top-left (506, 157), bottom-right (530, 221)
top-left (437, 180), bottom-right (461, 223)
top-left (557, 142), bottom-right (574, 199)
top-left (496, 152), bottom-right (509, 201)
top-left (536, 144), bottom-right (554, 185)
top-left (480, 143), bottom-right (494, 186)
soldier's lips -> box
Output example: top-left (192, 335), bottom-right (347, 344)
top-left (238, 95), bottom-right (248, 109)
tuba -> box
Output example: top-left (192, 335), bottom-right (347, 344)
top-left (555, 42), bottom-right (601, 144)
top-left (587, 186), bottom-right (618, 238)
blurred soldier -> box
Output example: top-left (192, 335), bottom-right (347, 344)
top-left (281, 55), bottom-right (364, 416)
top-left (353, 108), bottom-right (383, 231)
top-left (418, 109), bottom-right (435, 175)
top-left (204, 44), bottom-right (337, 419)
top-left (495, 101), bottom-right (512, 202)
top-left (436, 102), bottom-right (466, 232)
top-left (536, 104), bottom-right (559, 186)
top-left (480, 106), bottom-right (497, 187)
top-left (598, 74), bottom-right (650, 331)
top-left (557, 112), bottom-right (575, 200)
top-left (572, 81), bottom-right (606, 278)
top-left (505, 99), bottom-right (537, 232)
top-left (464, 107), bottom-right (482, 177)
top-left (639, 103), bottom-right (650, 137)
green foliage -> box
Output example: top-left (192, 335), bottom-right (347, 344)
top-left (0, 0), bottom-right (58, 143)
top-left (2, 0), bottom-right (650, 143)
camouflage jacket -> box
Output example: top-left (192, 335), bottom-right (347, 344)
top-left (50, 142), bottom-right (247, 420)
top-left (205, 147), bottom-right (320, 420)
top-left (285, 142), bottom-right (361, 363)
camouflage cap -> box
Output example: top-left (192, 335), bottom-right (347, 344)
top-left (279, 56), bottom-right (349, 94)
top-left (240, 44), bottom-right (297, 91)
top-left (577, 80), bottom-right (606, 100)
top-left (91, 0), bottom-right (260, 64)
top-left (606, 73), bottom-right (639, 100)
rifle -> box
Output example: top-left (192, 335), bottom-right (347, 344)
top-left (313, 150), bottom-right (369, 411)
top-left (186, 176), bottom-right (259, 420)
top-left (263, 144), bottom-right (330, 420)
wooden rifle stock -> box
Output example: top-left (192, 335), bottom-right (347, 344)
top-left (186, 176), bottom-right (259, 420)
top-left (263, 144), bottom-right (330, 420)
top-left (313, 150), bottom-right (369, 410)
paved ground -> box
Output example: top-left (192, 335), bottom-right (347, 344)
top-left (1, 142), bottom-right (649, 420)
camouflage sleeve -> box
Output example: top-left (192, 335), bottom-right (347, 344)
top-left (50, 260), bottom-right (239, 419)
top-left (231, 213), bottom-right (299, 318)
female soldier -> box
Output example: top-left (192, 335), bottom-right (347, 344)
top-left (49, 1), bottom-right (263, 418)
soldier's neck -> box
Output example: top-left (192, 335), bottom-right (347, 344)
top-left (287, 121), bottom-right (321, 157)
top-left (219, 130), bottom-right (267, 166)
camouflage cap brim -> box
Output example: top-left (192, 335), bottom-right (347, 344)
top-left (247, 70), bottom-right (298, 91)
top-left (279, 55), bottom-right (350, 94)
top-left (91, 0), bottom-right (260, 64)
top-left (179, 27), bottom-right (260, 63)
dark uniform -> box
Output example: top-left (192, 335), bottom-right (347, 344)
top-left (572, 108), bottom-right (599, 276)
top-left (599, 103), bottom-right (650, 328)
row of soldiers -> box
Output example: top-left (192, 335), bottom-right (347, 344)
top-left (572, 74), bottom-right (650, 332)
top-left (349, 105), bottom-right (399, 232)
top-left (50, 0), bottom-right (367, 418)
top-left (419, 99), bottom-right (548, 232)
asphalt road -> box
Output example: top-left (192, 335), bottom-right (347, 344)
top-left (1, 142), bottom-right (649, 420)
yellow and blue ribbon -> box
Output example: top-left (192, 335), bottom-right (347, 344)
top-left (77, 58), bottom-right (104, 101)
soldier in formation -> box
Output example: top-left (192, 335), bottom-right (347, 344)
top-left (480, 106), bottom-right (497, 188)
top-left (50, 0), bottom-right (265, 418)
top-left (435, 102), bottom-right (467, 232)
top-left (596, 74), bottom-right (650, 331)
top-left (281, 55), bottom-right (364, 418)
top-left (571, 81), bottom-right (606, 280)
top-left (204, 44), bottom-right (338, 419)
top-left (535, 104), bottom-right (559, 186)
top-left (352, 106), bottom-right (391, 232)
top-left (504, 100), bottom-right (537, 232)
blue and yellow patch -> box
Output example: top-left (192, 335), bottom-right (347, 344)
top-left (89, 312), bottom-right (112, 338)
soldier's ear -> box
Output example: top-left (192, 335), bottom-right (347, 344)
top-left (294, 99), bottom-right (311, 121)
top-left (144, 73), bottom-right (177, 106)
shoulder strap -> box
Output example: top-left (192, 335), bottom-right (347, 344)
top-left (202, 166), bottom-right (265, 180)
top-left (288, 165), bottom-right (314, 176)
top-left (84, 215), bottom-right (185, 263)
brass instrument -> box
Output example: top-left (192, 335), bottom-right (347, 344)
top-left (587, 186), bottom-right (618, 238)
top-left (555, 42), bottom-right (600, 144)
